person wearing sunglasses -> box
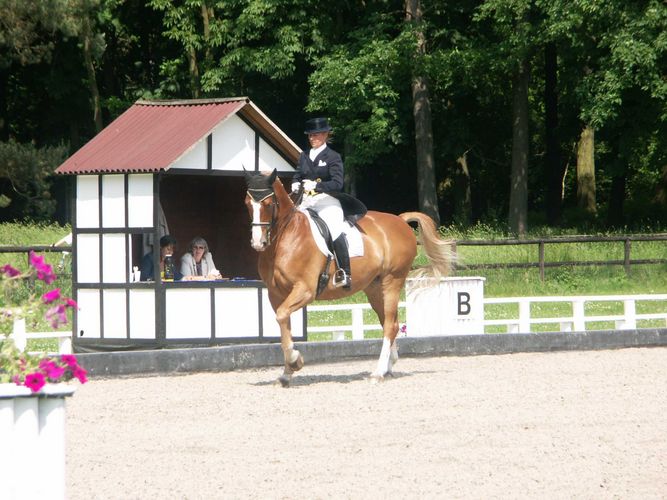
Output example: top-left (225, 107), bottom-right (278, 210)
top-left (180, 236), bottom-right (222, 280)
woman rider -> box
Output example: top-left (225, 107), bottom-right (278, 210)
top-left (292, 117), bottom-right (352, 289)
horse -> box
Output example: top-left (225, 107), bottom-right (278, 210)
top-left (244, 168), bottom-right (452, 386)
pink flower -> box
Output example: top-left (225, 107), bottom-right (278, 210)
top-left (29, 251), bottom-right (56, 284)
top-left (65, 298), bottom-right (78, 309)
top-left (39, 359), bottom-right (65, 380)
top-left (24, 372), bottom-right (46, 393)
top-left (72, 366), bottom-right (88, 384)
top-left (1, 264), bottom-right (21, 277)
top-left (45, 304), bottom-right (68, 328)
top-left (42, 288), bottom-right (61, 304)
top-left (400, 324), bottom-right (407, 334)
top-left (61, 354), bottom-right (79, 368)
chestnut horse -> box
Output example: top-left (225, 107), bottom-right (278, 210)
top-left (244, 169), bottom-right (451, 386)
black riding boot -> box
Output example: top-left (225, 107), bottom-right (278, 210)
top-left (333, 234), bottom-right (351, 289)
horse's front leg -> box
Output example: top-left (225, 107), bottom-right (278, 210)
top-left (270, 285), bottom-right (314, 387)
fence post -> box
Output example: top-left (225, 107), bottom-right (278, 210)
top-left (573, 300), bottom-right (585, 331)
top-left (539, 241), bottom-right (545, 282)
top-left (519, 300), bottom-right (530, 333)
top-left (351, 307), bottom-right (364, 340)
top-left (11, 318), bottom-right (27, 353)
top-left (617, 299), bottom-right (637, 330)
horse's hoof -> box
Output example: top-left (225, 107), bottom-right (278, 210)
top-left (369, 373), bottom-right (384, 384)
top-left (288, 352), bottom-right (304, 371)
top-left (277, 375), bottom-right (291, 388)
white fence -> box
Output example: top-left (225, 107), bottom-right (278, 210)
top-left (308, 294), bottom-right (667, 339)
top-left (10, 318), bottom-right (73, 355)
top-left (10, 294), bottom-right (667, 348)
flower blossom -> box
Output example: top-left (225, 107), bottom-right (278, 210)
top-left (39, 359), bottom-right (65, 380)
top-left (72, 365), bottom-right (88, 384)
top-left (29, 251), bottom-right (56, 284)
top-left (45, 304), bottom-right (68, 328)
top-left (24, 372), bottom-right (46, 393)
top-left (1, 264), bottom-right (21, 277)
top-left (42, 288), bottom-right (61, 304)
top-left (61, 354), bottom-right (79, 368)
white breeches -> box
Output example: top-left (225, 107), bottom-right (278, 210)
top-left (301, 193), bottom-right (346, 239)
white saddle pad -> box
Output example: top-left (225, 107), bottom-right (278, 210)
top-left (299, 208), bottom-right (364, 258)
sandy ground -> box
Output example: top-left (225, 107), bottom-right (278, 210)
top-left (65, 347), bottom-right (667, 499)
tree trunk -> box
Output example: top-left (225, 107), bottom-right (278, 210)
top-left (607, 174), bottom-right (626, 227)
top-left (80, 14), bottom-right (103, 133)
top-left (509, 58), bottom-right (530, 236)
top-left (576, 125), bottom-right (596, 214)
top-left (454, 151), bottom-right (472, 225)
top-left (406, 0), bottom-right (440, 225)
top-left (544, 43), bottom-right (564, 225)
top-left (187, 46), bottom-right (200, 98)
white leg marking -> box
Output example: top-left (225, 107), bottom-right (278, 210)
top-left (372, 337), bottom-right (392, 379)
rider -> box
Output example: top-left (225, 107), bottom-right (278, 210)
top-left (292, 117), bottom-right (351, 289)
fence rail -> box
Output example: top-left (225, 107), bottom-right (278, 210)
top-left (452, 234), bottom-right (667, 280)
top-left (307, 294), bottom-right (667, 339)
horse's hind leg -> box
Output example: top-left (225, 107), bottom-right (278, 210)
top-left (365, 277), bottom-right (402, 382)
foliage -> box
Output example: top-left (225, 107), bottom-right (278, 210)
top-left (1, 0), bottom-right (667, 228)
top-left (0, 251), bottom-right (85, 391)
top-left (0, 140), bottom-right (69, 220)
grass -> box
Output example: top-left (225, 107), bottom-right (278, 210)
top-left (1, 222), bottom-right (72, 350)
top-left (1, 221), bottom-right (666, 345)
top-left (308, 225), bottom-right (667, 339)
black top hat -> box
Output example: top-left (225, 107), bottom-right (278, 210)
top-left (304, 117), bottom-right (332, 134)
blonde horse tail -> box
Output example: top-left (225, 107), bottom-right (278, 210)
top-left (399, 212), bottom-right (454, 279)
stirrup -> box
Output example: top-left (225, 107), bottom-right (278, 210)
top-left (333, 269), bottom-right (351, 289)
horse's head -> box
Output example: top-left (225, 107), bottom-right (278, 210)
top-left (244, 168), bottom-right (280, 251)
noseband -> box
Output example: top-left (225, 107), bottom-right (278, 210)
top-left (247, 188), bottom-right (278, 244)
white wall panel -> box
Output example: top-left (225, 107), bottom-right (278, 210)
top-left (261, 289), bottom-right (305, 338)
top-left (76, 290), bottom-right (100, 338)
top-left (76, 234), bottom-right (99, 283)
top-left (170, 140), bottom-right (207, 170)
top-left (102, 234), bottom-right (126, 283)
top-left (103, 290), bottom-right (127, 338)
top-left (76, 176), bottom-right (99, 228)
top-left (211, 115), bottom-right (255, 171)
top-left (214, 288), bottom-right (259, 338)
top-left (127, 174), bottom-right (153, 227)
top-left (102, 175), bottom-right (125, 227)
top-left (258, 137), bottom-right (295, 172)
top-left (129, 290), bottom-right (155, 339)
top-left (165, 289), bottom-right (211, 338)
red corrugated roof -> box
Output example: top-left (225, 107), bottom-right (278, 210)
top-left (56, 98), bottom-right (298, 174)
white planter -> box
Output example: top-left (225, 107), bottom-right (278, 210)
top-left (0, 383), bottom-right (76, 500)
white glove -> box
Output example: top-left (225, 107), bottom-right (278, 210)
top-left (291, 182), bottom-right (300, 193)
top-left (302, 179), bottom-right (317, 191)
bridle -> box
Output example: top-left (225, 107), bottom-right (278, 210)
top-left (247, 187), bottom-right (279, 245)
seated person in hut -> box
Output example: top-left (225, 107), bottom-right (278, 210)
top-left (180, 237), bottom-right (223, 280)
top-left (140, 234), bottom-right (183, 281)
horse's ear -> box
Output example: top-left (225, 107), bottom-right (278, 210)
top-left (242, 165), bottom-right (251, 180)
top-left (268, 168), bottom-right (277, 185)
